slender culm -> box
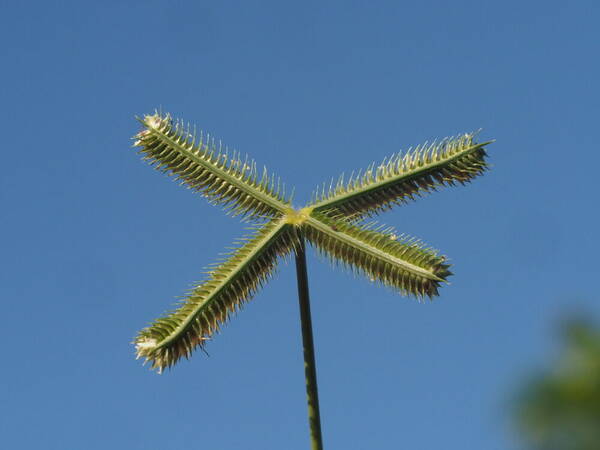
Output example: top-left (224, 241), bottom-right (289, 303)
top-left (295, 239), bottom-right (324, 450)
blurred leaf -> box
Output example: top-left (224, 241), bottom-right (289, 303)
top-left (514, 316), bottom-right (600, 450)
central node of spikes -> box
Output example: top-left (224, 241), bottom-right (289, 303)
top-left (285, 207), bottom-right (314, 225)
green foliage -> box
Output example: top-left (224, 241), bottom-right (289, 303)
top-left (131, 111), bottom-right (492, 372)
top-left (514, 318), bottom-right (600, 450)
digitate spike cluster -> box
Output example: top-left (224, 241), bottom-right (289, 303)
top-left (131, 111), bottom-right (492, 371)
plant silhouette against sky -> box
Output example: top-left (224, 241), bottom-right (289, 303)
top-left (131, 111), bottom-right (491, 449)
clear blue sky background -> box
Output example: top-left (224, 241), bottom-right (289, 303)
top-left (1, 1), bottom-right (599, 449)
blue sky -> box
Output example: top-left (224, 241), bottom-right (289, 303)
top-left (1, 1), bottom-right (599, 449)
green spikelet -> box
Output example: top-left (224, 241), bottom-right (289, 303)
top-left (310, 133), bottom-right (492, 219)
top-left (135, 218), bottom-right (299, 372)
top-left (303, 212), bottom-right (452, 298)
top-left (133, 112), bottom-right (291, 221)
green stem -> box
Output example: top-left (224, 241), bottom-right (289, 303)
top-left (294, 239), bottom-right (324, 450)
